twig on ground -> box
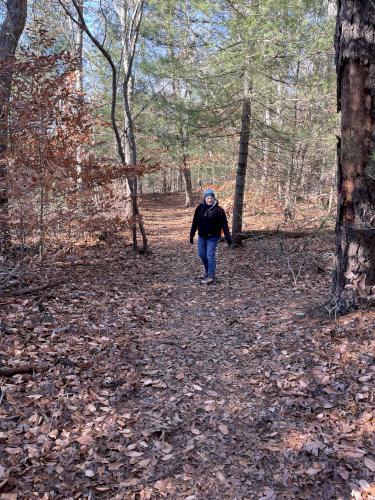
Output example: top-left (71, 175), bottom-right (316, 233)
top-left (2, 279), bottom-right (65, 296)
top-left (324, 300), bottom-right (338, 320)
top-left (0, 386), bottom-right (5, 406)
top-left (0, 365), bottom-right (44, 377)
top-left (287, 257), bottom-right (302, 286)
top-left (238, 229), bottom-right (321, 240)
top-left (158, 341), bottom-right (192, 359)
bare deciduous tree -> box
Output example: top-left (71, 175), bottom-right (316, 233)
top-left (59, 0), bottom-right (148, 253)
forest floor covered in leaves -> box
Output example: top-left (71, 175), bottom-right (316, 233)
top-left (1, 194), bottom-right (375, 499)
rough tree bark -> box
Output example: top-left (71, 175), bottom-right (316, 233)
top-left (333, 0), bottom-right (375, 312)
top-left (178, 134), bottom-right (194, 208)
top-left (0, 0), bottom-right (27, 254)
top-left (181, 154), bottom-right (193, 207)
top-left (232, 71), bottom-right (251, 246)
top-left (178, 115), bottom-right (193, 207)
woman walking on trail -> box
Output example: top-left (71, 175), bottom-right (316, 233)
top-left (190, 188), bottom-right (232, 284)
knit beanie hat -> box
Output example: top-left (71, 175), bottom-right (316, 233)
top-left (204, 188), bottom-right (215, 199)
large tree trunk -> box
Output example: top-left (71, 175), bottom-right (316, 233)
top-left (181, 154), bottom-right (193, 207)
top-left (61, 0), bottom-right (148, 254)
top-left (122, 69), bottom-right (136, 216)
top-left (178, 167), bottom-right (183, 192)
top-left (232, 95), bottom-right (251, 245)
top-left (333, 0), bottom-right (375, 313)
top-left (118, 0), bottom-right (148, 253)
top-left (0, 0), bottom-right (27, 254)
top-left (71, 0), bottom-right (84, 185)
top-left (123, 82), bottom-right (148, 253)
top-left (73, 0), bottom-right (83, 95)
top-left (123, 76), bottom-right (138, 250)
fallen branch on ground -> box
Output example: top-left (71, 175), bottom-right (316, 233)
top-left (238, 229), bottom-right (333, 240)
top-left (2, 279), bottom-right (65, 296)
top-left (0, 365), bottom-right (44, 377)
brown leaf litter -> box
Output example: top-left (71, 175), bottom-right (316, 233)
top-left (0, 194), bottom-right (374, 499)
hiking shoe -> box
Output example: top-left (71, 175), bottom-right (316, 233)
top-left (202, 277), bottom-right (215, 285)
top-left (200, 273), bottom-right (208, 280)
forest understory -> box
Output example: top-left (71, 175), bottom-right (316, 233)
top-left (1, 194), bottom-right (375, 499)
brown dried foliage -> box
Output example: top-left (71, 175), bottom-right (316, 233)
top-left (4, 31), bottom-right (159, 256)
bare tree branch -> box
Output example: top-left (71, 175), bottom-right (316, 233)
top-left (58, 0), bottom-right (125, 163)
top-left (223, 0), bottom-right (246, 18)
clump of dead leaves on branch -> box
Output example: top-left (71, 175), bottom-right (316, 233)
top-left (5, 29), bottom-right (157, 256)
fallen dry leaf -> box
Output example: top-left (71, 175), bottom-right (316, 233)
top-left (2, 193), bottom-right (375, 500)
top-left (76, 435), bottom-right (94, 446)
top-left (364, 457), bottom-right (375, 472)
top-left (218, 424), bottom-right (229, 435)
top-left (0, 465), bottom-right (6, 479)
top-left (125, 451), bottom-right (144, 458)
top-left (4, 448), bottom-right (22, 455)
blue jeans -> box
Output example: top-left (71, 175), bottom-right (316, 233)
top-left (198, 236), bottom-right (220, 278)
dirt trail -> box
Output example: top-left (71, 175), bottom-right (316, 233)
top-left (1, 194), bottom-right (375, 499)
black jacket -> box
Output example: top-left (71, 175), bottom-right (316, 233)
top-left (190, 200), bottom-right (232, 243)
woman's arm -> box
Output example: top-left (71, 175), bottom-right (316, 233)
top-left (221, 209), bottom-right (232, 244)
top-left (190, 206), bottom-right (200, 242)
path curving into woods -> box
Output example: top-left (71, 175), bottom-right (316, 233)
top-left (1, 194), bottom-right (374, 498)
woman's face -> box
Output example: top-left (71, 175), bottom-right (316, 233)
top-left (205, 195), bottom-right (214, 205)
